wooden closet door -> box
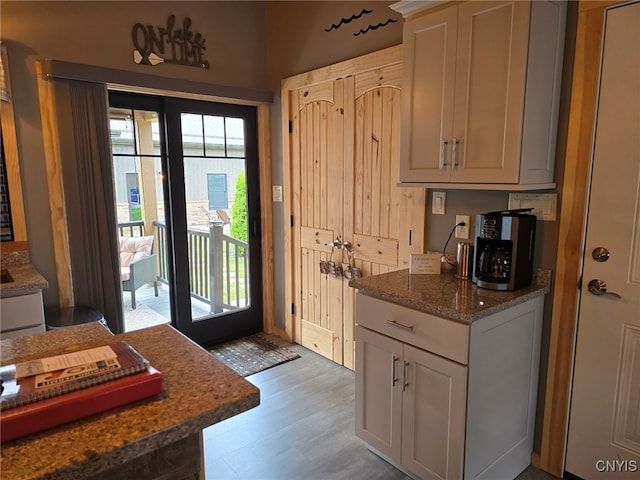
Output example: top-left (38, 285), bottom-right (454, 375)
top-left (347, 65), bottom-right (424, 368)
top-left (291, 79), bottom-right (347, 364)
top-left (287, 49), bottom-right (424, 369)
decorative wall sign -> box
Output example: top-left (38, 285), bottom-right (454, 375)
top-left (325, 9), bottom-right (372, 31)
top-left (132, 15), bottom-right (209, 69)
top-left (354, 18), bottom-right (397, 37)
top-left (324, 8), bottom-right (397, 37)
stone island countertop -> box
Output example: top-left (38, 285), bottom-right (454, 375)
top-left (0, 322), bottom-right (260, 480)
top-left (0, 263), bottom-right (48, 299)
top-left (349, 268), bottom-right (551, 324)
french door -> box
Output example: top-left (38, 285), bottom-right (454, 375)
top-left (284, 48), bottom-right (425, 369)
top-left (109, 91), bottom-right (262, 347)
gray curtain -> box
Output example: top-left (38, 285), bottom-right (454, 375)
top-left (58, 79), bottom-right (123, 333)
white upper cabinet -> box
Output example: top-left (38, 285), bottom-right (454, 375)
top-left (395, 1), bottom-right (566, 189)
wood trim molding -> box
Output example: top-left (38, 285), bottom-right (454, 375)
top-left (539, 1), bottom-right (622, 475)
top-left (258, 104), bottom-right (278, 337)
top-left (281, 45), bottom-right (402, 91)
top-left (35, 62), bottom-right (74, 307)
top-left (0, 240), bottom-right (28, 252)
top-left (281, 85), bottom-right (295, 344)
top-left (390, 0), bottom-right (445, 17)
top-left (1, 44), bottom-right (28, 244)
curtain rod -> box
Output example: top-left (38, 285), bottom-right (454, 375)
top-left (37, 59), bottom-right (274, 105)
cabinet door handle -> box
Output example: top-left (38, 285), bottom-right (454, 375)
top-left (386, 319), bottom-right (414, 332)
top-left (452, 137), bottom-right (459, 169)
top-left (402, 361), bottom-right (409, 392)
top-left (440, 138), bottom-right (449, 170)
top-left (392, 355), bottom-right (399, 386)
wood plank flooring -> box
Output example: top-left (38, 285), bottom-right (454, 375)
top-left (202, 343), bottom-right (559, 480)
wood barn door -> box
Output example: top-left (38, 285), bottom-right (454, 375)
top-left (283, 47), bottom-right (425, 369)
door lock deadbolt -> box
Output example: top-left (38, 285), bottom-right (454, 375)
top-left (592, 247), bottom-right (610, 262)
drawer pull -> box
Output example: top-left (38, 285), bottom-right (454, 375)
top-left (386, 319), bottom-right (414, 332)
top-left (392, 355), bottom-right (399, 386)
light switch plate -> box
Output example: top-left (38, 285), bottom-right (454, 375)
top-left (272, 185), bottom-right (283, 203)
top-left (432, 192), bottom-right (446, 215)
top-left (508, 193), bottom-right (557, 221)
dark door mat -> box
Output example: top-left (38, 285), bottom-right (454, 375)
top-left (209, 333), bottom-right (300, 377)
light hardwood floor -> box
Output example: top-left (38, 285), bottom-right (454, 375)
top-left (202, 343), bottom-right (559, 480)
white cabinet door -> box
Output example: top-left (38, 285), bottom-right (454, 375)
top-left (399, 6), bottom-right (457, 183)
top-left (356, 325), bottom-right (467, 480)
top-left (398, 0), bottom-right (564, 187)
top-left (402, 344), bottom-right (467, 480)
top-left (451, 0), bottom-right (529, 183)
top-left (355, 325), bottom-right (403, 462)
top-left (399, 1), bottom-right (529, 184)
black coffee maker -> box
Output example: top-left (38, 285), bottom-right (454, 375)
top-left (472, 209), bottom-right (536, 291)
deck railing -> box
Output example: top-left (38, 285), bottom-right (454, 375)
top-left (118, 220), bottom-right (248, 313)
top-left (117, 220), bottom-right (145, 237)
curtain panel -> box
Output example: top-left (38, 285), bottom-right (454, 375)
top-left (37, 72), bottom-right (123, 333)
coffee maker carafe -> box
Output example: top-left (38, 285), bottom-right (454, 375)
top-left (473, 210), bottom-right (536, 291)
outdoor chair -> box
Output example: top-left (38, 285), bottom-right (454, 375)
top-left (216, 209), bottom-right (231, 225)
top-left (119, 235), bottom-right (159, 309)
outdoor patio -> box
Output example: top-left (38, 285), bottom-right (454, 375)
top-left (122, 282), bottom-right (212, 332)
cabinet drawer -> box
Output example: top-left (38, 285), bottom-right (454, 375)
top-left (356, 294), bottom-right (469, 364)
top-left (0, 291), bottom-right (45, 331)
top-left (1, 324), bottom-right (46, 339)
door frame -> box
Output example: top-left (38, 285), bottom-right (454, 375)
top-left (161, 96), bottom-right (263, 345)
top-left (539, 1), bottom-right (629, 476)
top-left (37, 66), bottom-right (275, 335)
top-left (281, 45), bottom-right (404, 345)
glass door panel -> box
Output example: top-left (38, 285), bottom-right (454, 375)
top-left (167, 98), bottom-right (262, 346)
top-left (180, 112), bottom-right (251, 320)
top-left (109, 104), bottom-right (171, 332)
top-left (109, 93), bottom-right (262, 346)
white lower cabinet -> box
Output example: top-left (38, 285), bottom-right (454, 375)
top-left (0, 291), bottom-right (46, 339)
top-left (355, 293), bottom-right (544, 480)
top-left (356, 325), bottom-right (467, 479)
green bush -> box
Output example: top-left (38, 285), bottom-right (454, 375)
top-left (230, 172), bottom-right (248, 242)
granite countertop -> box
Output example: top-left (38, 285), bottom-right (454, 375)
top-left (0, 323), bottom-right (260, 480)
top-left (0, 264), bottom-right (49, 298)
top-left (349, 268), bottom-right (551, 323)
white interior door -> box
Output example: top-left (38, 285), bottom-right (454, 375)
top-left (565, 3), bottom-right (640, 478)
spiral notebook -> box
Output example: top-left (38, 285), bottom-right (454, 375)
top-left (0, 342), bottom-right (150, 410)
top-left (1, 366), bottom-right (163, 443)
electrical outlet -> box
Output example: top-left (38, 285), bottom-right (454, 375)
top-left (508, 193), bottom-right (557, 221)
top-left (455, 215), bottom-right (470, 239)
